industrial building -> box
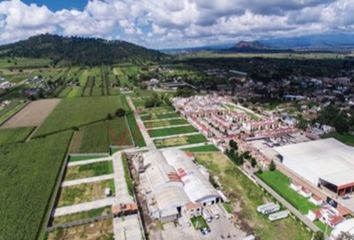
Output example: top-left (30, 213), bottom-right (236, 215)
top-left (275, 138), bottom-right (354, 196)
top-left (133, 149), bottom-right (222, 223)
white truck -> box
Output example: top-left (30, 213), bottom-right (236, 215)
top-left (202, 208), bottom-right (213, 222)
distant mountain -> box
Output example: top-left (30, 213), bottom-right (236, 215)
top-left (233, 40), bottom-right (265, 49)
top-left (259, 33), bottom-right (354, 50)
top-left (0, 34), bottom-right (167, 66)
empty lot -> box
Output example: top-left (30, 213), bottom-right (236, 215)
top-left (1, 99), bottom-right (60, 128)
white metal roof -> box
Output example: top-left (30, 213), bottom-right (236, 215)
top-left (331, 218), bottom-right (354, 238)
top-left (275, 138), bottom-right (354, 187)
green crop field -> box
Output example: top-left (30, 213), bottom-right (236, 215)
top-left (0, 57), bottom-right (52, 69)
top-left (182, 144), bottom-right (219, 152)
top-left (144, 118), bottom-right (187, 128)
top-left (0, 101), bottom-right (27, 125)
top-left (68, 154), bottom-right (109, 162)
top-left (65, 161), bottom-right (113, 180)
top-left (35, 96), bottom-right (128, 136)
top-left (257, 170), bottom-right (317, 214)
top-left (141, 112), bottom-right (179, 121)
top-left (78, 117), bottom-right (133, 153)
top-left (126, 112), bottom-right (146, 147)
top-left (0, 131), bottom-right (72, 240)
top-left (0, 127), bottom-right (33, 145)
top-left (148, 125), bottom-right (197, 137)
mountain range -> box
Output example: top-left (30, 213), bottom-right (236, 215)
top-left (163, 33), bottom-right (354, 53)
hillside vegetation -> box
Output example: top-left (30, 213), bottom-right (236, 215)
top-left (0, 34), bottom-right (167, 66)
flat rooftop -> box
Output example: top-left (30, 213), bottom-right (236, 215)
top-left (275, 138), bottom-right (354, 188)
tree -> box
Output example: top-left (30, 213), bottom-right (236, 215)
top-left (115, 108), bottom-right (126, 117)
top-left (251, 158), bottom-right (257, 168)
top-left (106, 113), bottom-right (113, 120)
top-left (175, 87), bottom-right (195, 97)
top-left (313, 231), bottom-right (324, 240)
top-left (229, 139), bottom-right (238, 150)
top-left (269, 160), bottom-right (276, 171)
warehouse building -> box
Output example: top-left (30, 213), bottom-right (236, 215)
top-left (134, 149), bottom-right (221, 222)
top-left (275, 138), bottom-right (354, 196)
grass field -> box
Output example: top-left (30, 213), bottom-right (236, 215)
top-left (141, 112), bottom-right (179, 121)
top-left (144, 118), bottom-right (187, 128)
top-left (323, 132), bottom-right (354, 147)
top-left (65, 161), bottom-right (113, 181)
top-left (52, 206), bottom-right (111, 225)
top-left (193, 152), bottom-right (312, 240)
top-left (191, 216), bottom-right (208, 230)
top-left (68, 154), bottom-right (109, 162)
top-left (257, 170), bottom-right (317, 214)
top-left (77, 117), bottom-right (133, 153)
top-left (0, 131), bottom-right (72, 240)
top-left (0, 57), bottom-right (52, 68)
top-left (183, 144), bottom-right (219, 152)
top-left (57, 179), bottom-right (115, 207)
top-left (154, 134), bottom-right (207, 148)
top-left (148, 125), bottom-right (197, 137)
top-left (0, 127), bottom-right (33, 145)
top-left (126, 112), bottom-right (146, 147)
top-left (35, 96), bottom-right (127, 136)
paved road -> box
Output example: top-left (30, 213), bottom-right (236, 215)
top-left (53, 197), bottom-right (115, 217)
top-left (127, 96), bottom-right (156, 151)
top-left (146, 124), bottom-right (191, 131)
top-left (61, 174), bottom-right (114, 187)
top-left (112, 151), bottom-right (133, 204)
top-left (151, 132), bottom-right (201, 140)
top-left (113, 214), bottom-right (143, 240)
top-left (253, 175), bottom-right (320, 232)
top-left (68, 157), bottom-right (111, 167)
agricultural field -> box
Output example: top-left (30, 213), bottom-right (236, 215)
top-left (71, 117), bottom-right (133, 153)
top-left (257, 170), bottom-right (317, 214)
top-left (193, 152), bottom-right (312, 240)
top-left (141, 112), bottom-right (180, 121)
top-left (47, 218), bottom-right (113, 240)
top-left (64, 161), bottom-right (113, 181)
top-left (148, 125), bottom-right (198, 138)
top-left (0, 127), bottom-right (33, 145)
top-left (57, 179), bottom-right (115, 207)
top-left (182, 144), bottom-right (220, 152)
top-left (51, 206), bottom-right (111, 225)
top-left (140, 105), bottom-right (174, 115)
top-left (1, 99), bottom-right (60, 128)
top-left (0, 100), bottom-right (27, 125)
top-left (0, 57), bottom-right (52, 69)
top-left (144, 118), bottom-right (187, 129)
top-left (126, 112), bottom-right (146, 147)
top-left (154, 134), bottom-right (207, 148)
top-left (0, 131), bottom-right (72, 240)
top-left (68, 154), bottom-right (110, 163)
top-left (35, 96), bottom-right (127, 136)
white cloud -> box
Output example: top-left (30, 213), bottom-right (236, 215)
top-left (0, 0), bottom-right (353, 48)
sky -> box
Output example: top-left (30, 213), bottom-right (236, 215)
top-left (0, 0), bottom-right (354, 49)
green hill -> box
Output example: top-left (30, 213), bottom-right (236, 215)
top-left (0, 34), bottom-right (167, 66)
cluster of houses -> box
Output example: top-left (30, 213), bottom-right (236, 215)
top-left (289, 181), bottom-right (349, 229)
top-left (172, 95), bottom-right (300, 151)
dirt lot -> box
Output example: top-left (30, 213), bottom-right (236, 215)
top-left (1, 99), bottom-right (60, 128)
top-left (47, 219), bottom-right (113, 240)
